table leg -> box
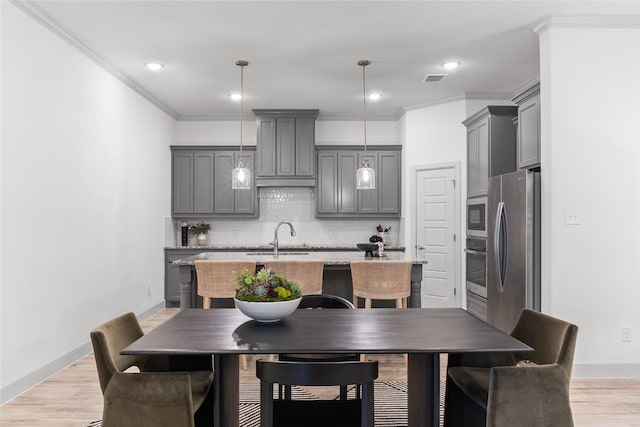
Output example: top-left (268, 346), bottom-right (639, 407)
top-left (214, 354), bottom-right (239, 427)
top-left (407, 353), bottom-right (440, 427)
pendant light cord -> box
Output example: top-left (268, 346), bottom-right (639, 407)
top-left (361, 62), bottom-right (367, 158)
top-left (239, 62), bottom-right (244, 160)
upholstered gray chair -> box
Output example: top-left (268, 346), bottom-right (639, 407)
top-left (257, 360), bottom-right (378, 427)
top-left (443, 309), bottom-right (578, 427)
top-left (90, 312), bottom-right (213, 427)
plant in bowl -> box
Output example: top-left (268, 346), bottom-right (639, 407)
top-left (233, 267), bottom-right (302, 322)
top-left (190, 221), bottom-right (211, 246)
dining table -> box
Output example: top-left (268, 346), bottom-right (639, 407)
top-left (122, 307), bottom-right (531, 427)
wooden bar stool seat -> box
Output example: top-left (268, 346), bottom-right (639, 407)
top-left (263, 260), bottom-right (324, 295)
top-left (195, 260), bottom-right (257, 370)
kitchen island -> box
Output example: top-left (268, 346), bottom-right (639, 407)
top-left (172, 251), bottom-right (426, 308)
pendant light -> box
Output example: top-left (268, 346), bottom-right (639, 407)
top-left (356, 60), bottom-right (375, 190)
top-left (232, 60), bottom-right (251, 189)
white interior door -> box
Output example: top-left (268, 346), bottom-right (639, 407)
top-left (416, 166), bottom-right (459, 308)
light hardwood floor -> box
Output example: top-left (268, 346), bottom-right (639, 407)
top-left (1, 309), bottom-right (638, 426)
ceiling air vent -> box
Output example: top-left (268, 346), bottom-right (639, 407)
top-left (423, 74), bottom-right (447, 83)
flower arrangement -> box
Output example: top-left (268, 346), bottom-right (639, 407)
top-left (234, 267), bottom-right (302, 302)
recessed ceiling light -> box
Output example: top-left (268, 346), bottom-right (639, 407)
top-left (229, 93), bottom-right (243, 101)
top-left (442, 61), bottom-right (461, 70)
top-left (368, 93), bottom-right (382, 101)
top-left (145, 62), bottom-right (164, 71)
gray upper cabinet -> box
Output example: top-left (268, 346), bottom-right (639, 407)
top-left (253, 109), bottom-right (319, 186)
top-left (172, 152), bottom-right (195, 215)
top-left (463, 106), bottom-right (518, 198)
top-left (316, 146), bottom-right (401, 218)
top-left (512, 82), bottom-right (541, 170)
top-left (171, 146), bottom-right (258, 218)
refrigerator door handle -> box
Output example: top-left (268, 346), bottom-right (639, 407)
top-left (500, 201), bottom-right (508, 292)
top-left (494, 201), bottom-right (506, 293)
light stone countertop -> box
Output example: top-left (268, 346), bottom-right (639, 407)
top-left (172, 250), bottom-right (425, 266)
top-left (165, 244), bottom-right (405, 251)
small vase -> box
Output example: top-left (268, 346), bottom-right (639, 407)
top-left (197, 233), bottom-right (207, 246)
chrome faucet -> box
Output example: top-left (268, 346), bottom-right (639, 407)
top-left (272, 221), bottom-right (296, 256)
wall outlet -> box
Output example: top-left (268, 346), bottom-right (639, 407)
top-left (147, 285), bottom-right (151, 297)
top-left (565, 212), bottom-right (581, 225)
top-left (621, 327), bottom-right (632, 342)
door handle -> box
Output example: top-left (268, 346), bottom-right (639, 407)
top-left (464, 248), bottom-right (486, 256)
top-left (494, 202), bottom-right (505, 292)
top-left (416, 245), bottom-right (426, 250)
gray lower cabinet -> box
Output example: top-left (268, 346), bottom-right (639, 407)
top-left (316, 146), bottom-right (401, 217)
top-left (171, 146), bottom-right (258, 218)
top-left (253, 109), bottom-right (319, 186)
top-left (512, 82), bottom-right (541, 170)
top-left (464, 106), bottom-right (518, 198)
top-left (165, 249), bottom-right (202, 306)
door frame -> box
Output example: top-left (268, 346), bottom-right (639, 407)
top-left (411, 161), bottom-right (462, 307)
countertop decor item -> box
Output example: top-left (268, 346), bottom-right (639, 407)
top-left (190, 221), bottom-right (211, 246)
top-left (357, 243), bottom-right (379, 258)
top-left (233, 267), bottom-right (302, 322)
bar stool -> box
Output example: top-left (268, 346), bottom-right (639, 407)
top-left (194, 259), bottom-right (256, 370)
top-left (350, 260), bottom-right (412, 309)
top-left (351, 260), bottom-right (412, 362)
top-left (263, 260), bottom-right (324, 295)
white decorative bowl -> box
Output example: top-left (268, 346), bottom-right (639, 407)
top-left (234, 298), bottom-right (302, 323)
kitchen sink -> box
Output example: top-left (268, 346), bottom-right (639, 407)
top-left (246, 252), bottom-right (309, 256)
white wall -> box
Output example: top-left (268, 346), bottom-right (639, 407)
top-left (399, 100), bottom-right (468, 306)
top-left (174, 119), bottom-right (399, 146)
top-left (0, 3), bottom-right (174, 402)
top-left (538, 20), bottom-right (640, 376)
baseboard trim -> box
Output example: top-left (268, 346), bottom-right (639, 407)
top-left (572, 363), bottom-right (640, 378)
top-left (0, 302), bottom-right (166, 404)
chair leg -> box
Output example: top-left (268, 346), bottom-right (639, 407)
top-left (203, 297), bottom-right (211, 309)
top-left (242, 355), bottom-right (248, 370)
top-left (365, 298), bottom-right (372, 309)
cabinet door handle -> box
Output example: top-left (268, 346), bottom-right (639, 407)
top-left (416, 245), bottom-right (426, 250)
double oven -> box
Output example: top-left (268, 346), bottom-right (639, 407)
top-left (465, 197), bottom-right (487, 320)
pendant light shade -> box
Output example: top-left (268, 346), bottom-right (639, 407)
top-left (356, 60), bottom-right (375, 190)
top-left (232, 60), bottom-right (251, 190)
top-left (232, 160), bottom-right (250, 189)
top-left (356, 159), bottom-right (375, 189)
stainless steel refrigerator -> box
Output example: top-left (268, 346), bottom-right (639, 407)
top-left (487, 170), bottom-right (541, 333)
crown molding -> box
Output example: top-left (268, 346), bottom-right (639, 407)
top-left (399, 92), bottom-right (512, 118)
top-left (11, 0), bottom-right (179, 119)
top-left (533, 14), bottom-right (640, 34)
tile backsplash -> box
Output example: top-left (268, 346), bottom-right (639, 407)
top-left (165, 187), bottom-right (403, 247)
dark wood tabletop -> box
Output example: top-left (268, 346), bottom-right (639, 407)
top-left (123, 308), bottom-right (531, 427)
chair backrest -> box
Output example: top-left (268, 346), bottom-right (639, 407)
top-left (257, 360), bottom-right (378, 387)
top-left (194, 260), bottom-right (257, 298)
top-left (510, 309), bottom-right (579, 378)
top-left (298, 293), bottom-right (355, 309)
top-left (350, 260), bottom-right (412, 300)
top-left (90, 312), bottom-right (148, 394)
top-left (263, 260), bottom-right (324, 295)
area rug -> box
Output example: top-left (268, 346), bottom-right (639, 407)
top-left (88, 380), bottom-right (444, 427)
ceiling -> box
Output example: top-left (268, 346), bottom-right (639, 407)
top-left (17, 1), bottom-right (639, 120)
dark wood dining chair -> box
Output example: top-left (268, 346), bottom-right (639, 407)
top-left (443, 308), bottom-right (579, 427)
top-left (279, 293), bottom-right (360, 399)
top-left (90, 312), bottom-right (213, 427)
top-left (257, 360), bottom-right (378, 427)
